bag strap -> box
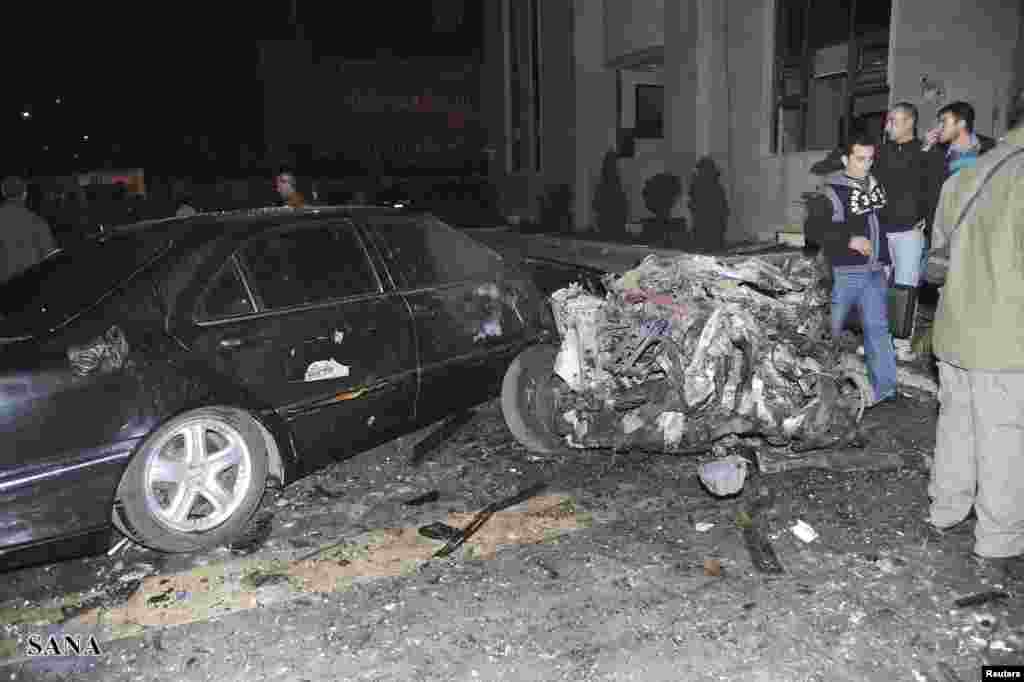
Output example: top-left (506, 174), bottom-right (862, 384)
top-left (942, 145), bottom-right (1024, 244)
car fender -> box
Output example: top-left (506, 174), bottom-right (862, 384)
top-left (125, 340), bottom-right (299, 487)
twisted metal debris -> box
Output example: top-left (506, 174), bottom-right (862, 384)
top-left (549, 252), bottom-right (868, 454)
top-left (67, 325), bottom-right (131, 377)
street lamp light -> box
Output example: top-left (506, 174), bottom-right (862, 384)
top-left (83, 135), bottom-right (89, 141)
top-left (21, 111), bottom-right (30, 120)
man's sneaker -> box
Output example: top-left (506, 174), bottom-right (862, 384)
top-left (925, 515), bottom-right (974, 541)
top-left (867, 392), bottom-right (901, 409)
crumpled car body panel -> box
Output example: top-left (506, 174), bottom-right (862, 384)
top-left (548, 252), bottom-right (864, 453)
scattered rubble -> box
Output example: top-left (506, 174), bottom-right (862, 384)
top-left (954, 590), bottom-right (1010, 609)
top-left (736, 509), bottom-right (785, 574)
top-left (549, 252), bottom-right (869, 455)
top-left (698, 454), bottom-right (751, 496)
top-left (403, 491), bottom-right (441, 507)
top-left (791, 520), bottom-right (819, 543)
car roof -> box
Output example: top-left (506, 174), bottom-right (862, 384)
top-left (113, 204), bottom-right (423, 241)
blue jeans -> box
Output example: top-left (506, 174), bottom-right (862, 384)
top-left (831, 268), bottom-right (898, 402)
top-left (886, 227), bottom-right (926, 287)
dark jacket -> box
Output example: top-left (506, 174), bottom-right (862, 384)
top-left (872, 138), bottom-right (945, 233)
top-left (818, 172), bottom-right (889, 270)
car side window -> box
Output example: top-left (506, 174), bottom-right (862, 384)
top-left (367, 216), bottom-right (503, 289)
top-left (239, 224), bottom-right (379, 310)
top-left (197, 259), bottom-right (255, 320)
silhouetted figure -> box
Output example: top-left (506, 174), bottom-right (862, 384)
top-left (689, 157), bottom-right (729, 252)
top-left (540, 184), bottom-right (573, 234)
top-left (0, 176), bottom-right (57, 282)
top-left (592, 149), bottom-right (628, 238)
top-left (641, 172), bottom-right (686, 248)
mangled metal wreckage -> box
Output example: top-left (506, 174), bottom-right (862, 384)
top-left (545, 252), bottom-right (869, 454)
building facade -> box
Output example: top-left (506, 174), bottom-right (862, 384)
top-left (484, 0), bottom-right (1024, 241)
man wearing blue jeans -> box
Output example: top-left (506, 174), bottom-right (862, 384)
top-left (873, 102), bottom-right (945, 288)
top-left (819, 135), bottom-right (898, 406)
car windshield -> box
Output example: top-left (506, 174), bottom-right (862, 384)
top-left (0, 233), bottom-right (172, 339)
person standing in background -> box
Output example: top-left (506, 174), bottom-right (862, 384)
top-left (873, 102), bottom-right (944, 288)
top-left (0, 176), bottom-right (57, 282)
top-left (274, 171), bottom-right (306, 209)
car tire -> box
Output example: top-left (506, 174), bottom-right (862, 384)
top-left (501, 344), bottom-right (566, 454)
top-left (113, 407), bottom-right (270, 553)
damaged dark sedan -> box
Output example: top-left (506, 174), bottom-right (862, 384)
top-left (0, 207), bottom-right (553, 561)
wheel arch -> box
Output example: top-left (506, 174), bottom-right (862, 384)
top-left (128, 350), bottom-right (303, 488)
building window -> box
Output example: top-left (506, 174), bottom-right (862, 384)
top-left (634, 85), bottom-right (664, 139)
top-left (772, 0), bottom-right (891, 153)
top-left (530, 0), bottom-right (542, 173)
top-left (506, 0), bottom-right (541, 173)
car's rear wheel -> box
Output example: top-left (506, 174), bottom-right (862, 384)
top-left (113, 407), bottom-right (269, 553)
top-left (501, 344), bottom-right (566, 454)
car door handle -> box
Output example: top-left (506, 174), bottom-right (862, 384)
top-left (410, 304), bottom-right (439, 319)
top-left (218, 335), bottom-right (271, 349)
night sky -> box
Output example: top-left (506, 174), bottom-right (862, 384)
top-left (2, 1), bottom-right (480, 177)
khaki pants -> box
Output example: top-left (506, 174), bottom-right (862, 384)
top-left (929, 361), bottom-right (1024, 557)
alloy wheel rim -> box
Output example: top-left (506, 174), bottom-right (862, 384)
top-left (143, 418), bottom-right (253, 533)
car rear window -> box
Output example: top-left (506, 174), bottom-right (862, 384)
top-left (0, 233), bottom-right (171, 337)
top-left (365, 215), bottom-right (503, 289)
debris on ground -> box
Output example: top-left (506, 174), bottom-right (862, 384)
top-left (548, 252), bottom-right (869, 456)
top-left (791, 520), bottom-right (819, 543)
top-left (694, 522), bottom-right (715, 533)
top-left (754, 445), bottom-right (904, 474)
top-left (107, 537), bottom-right (132, 556)
top-left (433, 482), bottom-right (547, 558)
top-left (698, 454), bottom-right (751, 496)
top-left (418, 522), bottom-right (462, 541)
top-left (227, 511), bottom-right (275, 556)
top-left (736, 509), bottom-right (785, 574)
top-left (954, 590), bottom-right (1010, 608)
top-left (409, 412), bottom-right (475, 465)
top-left (404, 490), bottom-right (441, 507)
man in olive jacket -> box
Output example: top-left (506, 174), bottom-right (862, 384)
top-left (926, 124), bottom-right (1024, 561)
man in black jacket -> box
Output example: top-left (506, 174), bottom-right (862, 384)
top-left (873, 102), bottom-right (945, 288)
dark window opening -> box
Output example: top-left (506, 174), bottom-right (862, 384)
top-left (773, 0), bottom-right (892, 153)
top-left (531, 0), bottom-right (542, 172)
top-left (635, 84), bottom-right (665, 139)
top-left (507, 0), bottom-right (541, 173)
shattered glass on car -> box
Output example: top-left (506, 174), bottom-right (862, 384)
top-left (548, 252), bottom-right (869, 454)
